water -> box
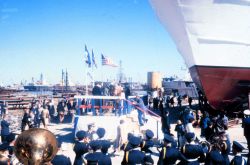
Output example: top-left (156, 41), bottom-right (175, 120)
top-left (15, 91), bottom-right (53, 97)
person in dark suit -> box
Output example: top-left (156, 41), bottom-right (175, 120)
top-left (84, 153), bottom-right (99, 165)
top-left (219, 132), bottom-right (231, 165)
top-left (230, 141), bottom-right (246, 165)
top-left (133, 94), bottom-right (147, 126)
top-left (1, 101), bottom-right (8, 117)
top-left (153, 97), bottom-right (159, 111)
top-left (205, 143), bottom-right (225, 165)
top-left (242, 109), bottom-right (250, 156)
top-left (100, 140), bottom-right (112, 155)
top-left (51, 139), bottom-right (71, 165)
top-left (73, 130), bottom-right (90, 165)
top-left (57, 100), bottom-right (66, 123)
top-left (188, 96), bottom-right (193, 107)
top-left (120, 133), bottom-right (135, 152)
top-left (124, 85), bottom-right (131, 114)
top-left (140, 129), bottom-right (154, 154)
top-left (180, 132), bottom-right (205, 165)
top-left (177, 95), bottom-right (182, 107)
top-left (85, 140), bottom-right (112, 165)
top-left (92, 82), bottom-right (103, 115)
top-left (157, 134), bottom-right (187, 165)
top-left (21, 108), bottom-right (30, 132)
top-left (121, 135), bottom-right (145, 165)
top-left (161, 109), bottom-right (170, 134)
top-left (175, 120), bottom-right (185, 149)
top-left (5, 133), bottom-right (16, 156)
top-left (1, 115), bottom-right (10, 143)
top-left (92, 82), bottom-right (102, 96)
top-left (138, 130), bottom-right (155, 164)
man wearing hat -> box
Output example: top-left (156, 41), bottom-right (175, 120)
top-left (179, 132), bottom-right (205, 164)
top-left (120, 133), bottom-right (134, 152)
top-left (140, 129), bottom-right (154, 165)
top-left (157, 134), bottom-right (187, 165)
top-left (84, 140), bottom-right (111, 165)
top-left (73, 130), bottom-right (90, 165)
top-left (230, 141), bottom-right (246, 165)
top-left (140, 129), bottom-right (154, 154)
top-left (242, 109), bottom-right (250, 157)
top-left (121, 135), bottom-right (145, 165)
top-left (84, 153), bottom-right (99, 165)
top-left (51, 139), bottom-right (71, 165)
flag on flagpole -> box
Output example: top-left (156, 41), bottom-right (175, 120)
top-left (101, 54), bottom-right (118, 67)
top-left (85, 45), bottom-right (91, 68)
top-left (92, 49), bottom-right (97, 68)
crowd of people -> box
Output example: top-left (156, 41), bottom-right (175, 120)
top-left (53, 106), bottom-right (249, 165)
top-left (0, 86), bottom-right (250, 164)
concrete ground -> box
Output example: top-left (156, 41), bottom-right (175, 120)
top-left (47, 110), bottom-right (249, 164)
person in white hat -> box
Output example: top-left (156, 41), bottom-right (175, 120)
top-left (242, 109), bottom-right (250, 162)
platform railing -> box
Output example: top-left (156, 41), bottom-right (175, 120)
top-left (74, 95), bottom-right (162, 138)
top-left (74, 95), bottom-right (128, 116)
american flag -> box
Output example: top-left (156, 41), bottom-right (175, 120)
top-left (101, 54), bottom-right (118, 67)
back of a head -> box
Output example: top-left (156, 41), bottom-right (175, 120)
top-left (120, 119), bottom-right (125, 124)
top-left (185, 132), bottom-right (195, 143)
top-left (96, 128), bottom-right (106, 139)
top-left (0, 159), bottom-right (9, 165)
top-left (219, 111), bottom-right (225, 118)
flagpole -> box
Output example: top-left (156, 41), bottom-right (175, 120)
top-left (101, 54), bottom-right (104, 82)
top-left (92, 49), bottom-right (95, 87)
top-left (84, 44), bottom-right (90, 96)
top-left (85, 66), bottom-right (88, 95)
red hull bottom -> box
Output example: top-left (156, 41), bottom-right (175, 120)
top-left (190, 66), bottom-right (250, 110)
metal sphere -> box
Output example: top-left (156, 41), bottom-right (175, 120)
top-left (14, 128), bottom-right (58, 165)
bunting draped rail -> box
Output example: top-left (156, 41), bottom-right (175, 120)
top-left (74, 95), bottom-right (162, 122)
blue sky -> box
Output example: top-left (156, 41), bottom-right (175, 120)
top-left (0, 0), bottom-right (186, 85)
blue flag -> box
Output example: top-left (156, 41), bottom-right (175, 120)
top-left (92, 49), bottom-right (97, 68)
top-left (85, 45), bottom-right (91, 68)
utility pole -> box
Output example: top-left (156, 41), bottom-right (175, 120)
top-left (62, 69), bottom-right (64, 93)
top-left (118, 60), bottom-right (125, 83)
top-left (65, 69), bottom-right (69, 92)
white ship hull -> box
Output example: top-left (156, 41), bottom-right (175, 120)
top-left (151, 0), bottom-right (250, 109)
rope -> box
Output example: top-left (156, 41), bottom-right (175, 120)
top-left (124, 99), bottom-right (161, 122)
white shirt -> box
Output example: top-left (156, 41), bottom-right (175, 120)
top-left (185, 123), bottom-right (194, 133)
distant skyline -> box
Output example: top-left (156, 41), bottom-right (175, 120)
top-left (0, 0), bottom-right (187, 86)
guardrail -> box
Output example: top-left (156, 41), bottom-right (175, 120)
top-left (74, 95), bottom-right (161, 120)
top-left (74, 95), bottom-right (127, 116)
top-left (74, 95), bottom-right (163, 139)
